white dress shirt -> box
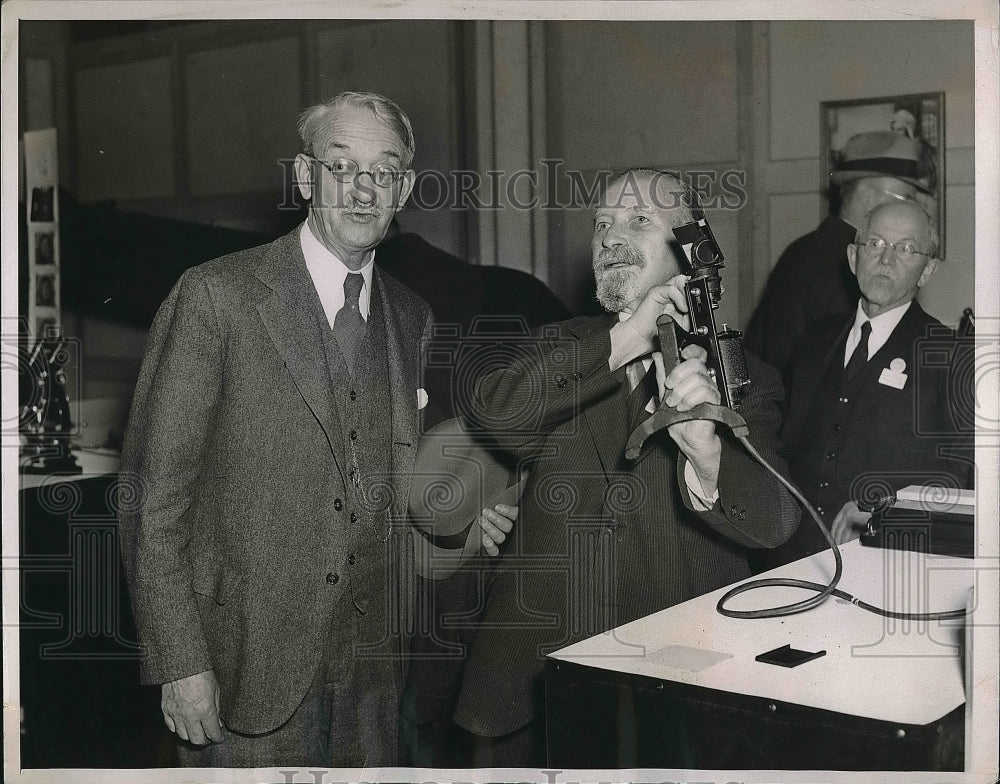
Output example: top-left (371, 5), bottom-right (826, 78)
top-left (618, 311), bottom-right (718, 509)
top-left (843, 300), bottom-right (911, 366)
top-left (299, 222), bottom-right (374, 330)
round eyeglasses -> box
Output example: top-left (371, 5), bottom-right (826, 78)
top-left (856, 237), bottom-right (929, 260)
top-left (309, 156), bottom-right (404, 188)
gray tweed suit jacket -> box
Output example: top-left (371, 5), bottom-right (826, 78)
top-left (119, 225), bottom-right (432, 735)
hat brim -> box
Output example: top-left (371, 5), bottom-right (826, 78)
top-left (410, 473), bottom-right (529, 581)
top-left (830, 168), bottom-right (933, 194)
top-left (408, 469), bottom-right (526, 538)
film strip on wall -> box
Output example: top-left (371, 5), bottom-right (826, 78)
top-left (24, 128), bottom-right (60, 340)
top-left (21, 128), bottom-right (80, 474)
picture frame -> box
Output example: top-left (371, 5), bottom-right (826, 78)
top-left (821, 92), bottom-right (945, 255)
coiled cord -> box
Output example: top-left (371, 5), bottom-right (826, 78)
top-left (715, 435), bottom-right (966, 622)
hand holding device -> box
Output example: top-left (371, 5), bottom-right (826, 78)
top-left (626, 214), bottom-right (750, 459)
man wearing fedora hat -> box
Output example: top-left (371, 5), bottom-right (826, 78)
top-left (746, 130), bottom-right (933, 380)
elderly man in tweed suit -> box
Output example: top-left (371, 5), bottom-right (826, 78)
top-left (119, 92), bottom-right (514, 768)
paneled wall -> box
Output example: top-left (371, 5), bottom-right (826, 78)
top-left (28, 20), bottom-right (465, 253)
top-left (540, 19), bottom-right (975, 325)
top-left (758, 20), bottom-right (975, 325)
top-left (544, 20), bottom-right (749, 324)
top-left (19, 19), bottom-right (466, 407)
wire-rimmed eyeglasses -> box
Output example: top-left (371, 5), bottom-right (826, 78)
top-left (308, 156), bottom-right (404, 188)
top-left (855, 236), bottom-right (930, 260)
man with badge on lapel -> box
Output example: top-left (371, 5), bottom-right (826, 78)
top-left (769, 199), bottom-right (974, 565)
top-left (119, 91), bottom-right (513, 768)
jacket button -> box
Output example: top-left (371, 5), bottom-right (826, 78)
top-left (817, 506), bottom-right (824, 515)
top-left (334, 498), bottom-right (343, 511)
top-left (573, 371), bottom-right (583, 381)
top-left (826, 452), bottom-right (836, 460)
top-left (326, 572), bottom-right (339, 584)
top-left (349, 390), bottom-right (357, 401)
top-left (555, 373), bottom-right (567, 388)
top-left (348, 554), bottom-right (356, 565)
top-left (350, 512), bottom-right (358, 523)
top-left (819, 481), bottom-right (829, 488)
top-left (839, 397), bottom-right (849, 404)
top-left (350, 429), bottom-right (357, 440)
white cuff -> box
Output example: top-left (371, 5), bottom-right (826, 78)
top-left (684, 460), bottom-right (719, 511)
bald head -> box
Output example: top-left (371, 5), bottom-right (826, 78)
top-left (857, 200), bottom-right (939, 260)
top-left (848, 199), bottom-right (941, 318)
top-left (599, 169), bottom-right (695, 218)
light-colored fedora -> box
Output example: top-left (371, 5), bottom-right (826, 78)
top-left (830, 130), bottom-right (932, 193)
top-left (407, 417), bottom-right (527, 579)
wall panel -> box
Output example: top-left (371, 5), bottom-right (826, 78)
top-left (75, 57), bottom-right (175, 202)
top-left (314, 20), bottom-right (461, 255)
top-left (759, 20), bottom-right (975, 324)
top-left (545, 21), bottom-right (743, 314)
top-left (185, 37), bottom-right (302, 197)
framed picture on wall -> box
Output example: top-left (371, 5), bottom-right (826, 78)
top-left (821, 92), bottom-right (945, 255)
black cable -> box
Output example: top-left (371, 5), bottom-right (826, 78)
top-left (715, 434), bottom-right (967, 622)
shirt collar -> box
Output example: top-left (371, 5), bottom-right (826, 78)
top-left (851, 299), bottom-right (911, 359)
top-left (299, 222), bottom-right (374, 320)
top-left (619, 310), bottom-right (655, 371)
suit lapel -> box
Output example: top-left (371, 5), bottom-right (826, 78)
top-left (580, 376), bottom-right (632, 475)
top-left (377, 268), bottom-right (422, 522)
top-left (253, 227), bottom-right (345, 481)
top-left (568, 316), bottom-right (634, 476)
top-left (818, 319), bottom-right (854, 397)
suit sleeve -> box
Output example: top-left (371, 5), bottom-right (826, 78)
top-left (744, 247), bottom-right (810, 377)
top-left (677, 354), bottom-right (801, 549)
top-left (118, 267), bottom-right (222, 685)
top-left (468, 318), bottom-right (623, 458)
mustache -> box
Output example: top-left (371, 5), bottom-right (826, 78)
top-left (342, 201), bottom-right (381, 215)
top-left (594, 244), bottom-right (645, 272)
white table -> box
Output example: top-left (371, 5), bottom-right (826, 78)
top-left (546, 540), bottom-right (977, 769)
top-left (19, 449), bottom-right (121, 490)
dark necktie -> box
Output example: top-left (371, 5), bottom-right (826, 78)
top-left (334, 273), bottom-right (366, 373)
top-left (843, 320), bottom-right (872, 383)
top-left (626, 358), bottom-right (658, 422)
